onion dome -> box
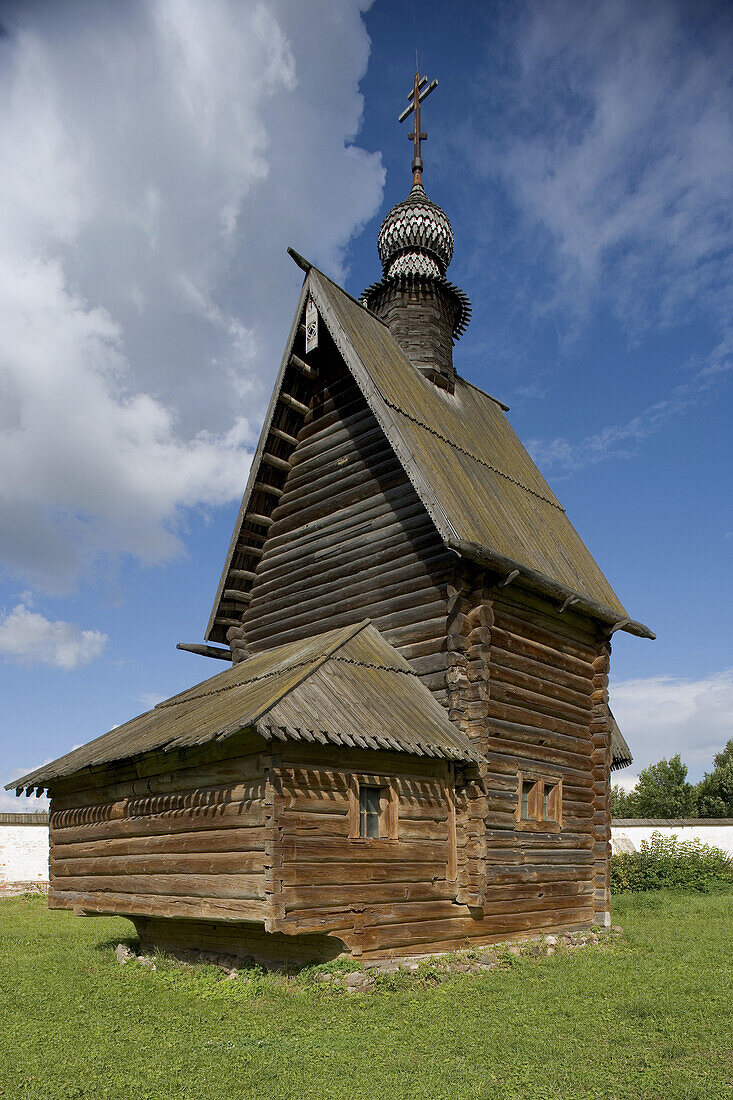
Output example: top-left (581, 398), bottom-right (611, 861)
top-left (377, 181), bottom-right (454, 279)
top-left (362, 70), bottom-right (471, 385)
top-left (362, 179), bottom-right (471, 344)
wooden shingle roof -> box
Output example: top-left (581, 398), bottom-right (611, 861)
top-left (207, 259), bottom-right (653, 643)
top-left (8, 622), bottom-right (483, 794)
top-left (609, 711), bottom-right (633, 771)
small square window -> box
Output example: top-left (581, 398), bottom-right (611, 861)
top-left (517, 774), bottom-right (562, 827)
top-left (349, 778), bottom-right (398, 840)
top-left (359, 785), bottom-right (381, 838)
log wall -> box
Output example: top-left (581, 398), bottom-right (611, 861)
top-left (262, 734), bottom-right (606, 959)
top-left (237, 347), bottom-right (455, 701)
top-left (445, 570), bottom-right (611, 932)
top-left (47, 732), bottom-right (272, 925)
top-left (268, 743), bottom-right (458, 957)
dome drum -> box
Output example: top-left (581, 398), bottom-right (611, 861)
top-left (366, 279), bottom-right (463, 393)
top-left (365, 178), bottom-right (470, 392)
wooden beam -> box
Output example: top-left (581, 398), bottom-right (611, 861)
top-left (215, 617), bottom-right (243, 628)
top-left (280, 392), bottom-right (309, 416)
top-left (262, 452), bottom-right (291, 472)
top-left (270, 427), bottom-right (299, 447)
top-left (499, 569), bottom-right (520, 588)
top-left (289, 354), bottom-right (317, 380)
top-left (176, 643), bottom-right (233, 662)
top-left (223, 589), bottom-right (252, 603)
top-left (247, 513), bottom-right (274, 528)
top-left (239, 528), bottom-right (267, 545)
top-left (287, 246), bottom-right (312, 273)
top-left (253, 481), bottom-right (283, 499)
top-left (449, 536), bottom-right (656, 639)
top-left (233, 545), bottom-right (263, 559)
top-left (229, 569), bottom-right (257, 582)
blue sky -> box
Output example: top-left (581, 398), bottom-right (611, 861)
top-left (0, 0), bottom-right (731, 808)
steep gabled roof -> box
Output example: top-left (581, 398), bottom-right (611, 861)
top-left (207, 259), bottom-right (652, 643)
top-left (9, 622), bottom-right (483, 794)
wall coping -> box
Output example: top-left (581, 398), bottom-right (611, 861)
top-left (612, 818), bottom-right (733, 827)
top-left (0, 813), bottom-right (49, 826)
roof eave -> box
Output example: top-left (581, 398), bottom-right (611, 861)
top-left (448, 537), bottom-right (655, 641)
top-left (204, 273), bottom-right (312, 643)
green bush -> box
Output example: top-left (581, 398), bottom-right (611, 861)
top-left (611, 831), bottom-right (733, 893)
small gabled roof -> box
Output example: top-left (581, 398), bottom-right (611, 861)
top-left (8, 622), bottom-right (483, 794)
top-left (208, 259), bottom-right (653, 643)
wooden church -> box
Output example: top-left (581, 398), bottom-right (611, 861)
top-left (9, 73), bottom-right (652, 964)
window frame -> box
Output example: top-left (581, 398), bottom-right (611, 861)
top-left (515, 772), bottom-right (563, 831)
top-left (348, 775), bottom-right (398, 841)
top-left (358, 784), bottom-right (382, 839)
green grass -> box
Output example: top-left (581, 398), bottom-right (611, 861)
top-left (1, 892), bottom-right (731, 1100)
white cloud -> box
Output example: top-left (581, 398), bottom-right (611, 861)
top-left (478, 0), bottom-right (733, 472)
top-left (0, 604), bottom-right (107, 670)
top-left (1, 762), bottom-right (52, 811)
top-left (613, 773), bottom-right (639, 794)
top-left (0, 0), bottom-right (383, 592)
top-left (138, 692), bottom-right (167, 709)
top-left (0, 788), bottom-right (49, 813)
top-left (610, 669), bottom-right (733, 782)
top-left (528, 350), bottom-right (732, 475)
top-left (500, 0), bottom-right (732, 332)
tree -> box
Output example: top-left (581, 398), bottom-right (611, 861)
top-left (696, 740), bottom-right (733, 818)
top-left (610, 784), bottom-right (637, 818)
top-left (632, 755), bottom-right (697, 818)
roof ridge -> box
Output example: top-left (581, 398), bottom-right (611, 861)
top-left (300, 259), bottom-right (392, 328)
top-left (456, 374), bottom-right (510, 412)
top-left (154, 629), bottom-right (374, 712)
top-left (380, 396), bottom-right (565, 511)
top-left (249, 619), bottom-right (370, 726)
top-left (160, 621), bottom-right (372, 713)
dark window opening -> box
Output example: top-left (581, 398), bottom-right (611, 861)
top-left (521, 779), bottom-right (533, 821)
top-left (359, 785), bottom-right (381, 838)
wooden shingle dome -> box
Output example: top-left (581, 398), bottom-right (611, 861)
top-left (377, 181), bottom-right (454, 278)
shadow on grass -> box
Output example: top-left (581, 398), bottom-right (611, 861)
top-left (93, 934), bottom-right (140, 954)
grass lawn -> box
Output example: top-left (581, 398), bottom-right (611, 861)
top-left (1, 892), bottom-right (731, 1100)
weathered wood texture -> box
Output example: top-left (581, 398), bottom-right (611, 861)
top-left (45, 646), bottom-right (612, 958)
top-left (268, 744), bottom-right (456, 955)
top-left (236, 331), bottom-right (455, 701)
top-left (590, 643), bottom-right (613, 924)
top-left (445, 570), bottom-right (609, 930)
top-left (47, 733), bottom-right (273, 923)
top-left (258, 738), bottom-right (601, 959)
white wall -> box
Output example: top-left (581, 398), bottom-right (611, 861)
top-left (612, 821), bottom-right (733, 857)
top-left (4, 818), bottom-right (732, 886)
top-left (0, 823), bottom-right (49, 884)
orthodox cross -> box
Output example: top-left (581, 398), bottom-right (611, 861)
top-left (399, 71), bottom-right (438, 186)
